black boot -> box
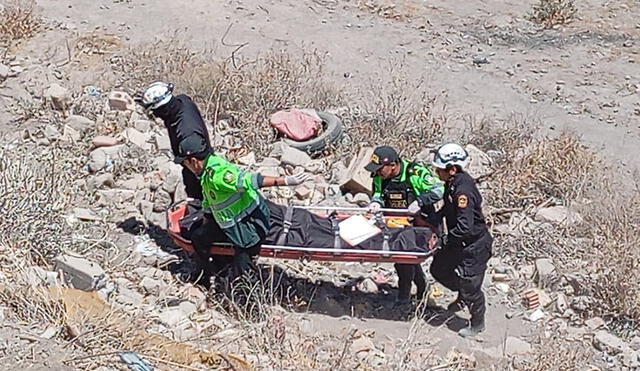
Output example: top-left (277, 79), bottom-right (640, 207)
top-left (458, 319), bottom-right (485, 338)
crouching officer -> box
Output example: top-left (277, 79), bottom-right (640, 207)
top-left (175, 134), bottom-right (311, 279)
top-left (430, 143), bottom-right (493, 338)
top-left (364, 145), bottom-right (444, 306)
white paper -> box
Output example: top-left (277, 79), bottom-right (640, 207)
top-left (338, 215), bottom-right (382, 246)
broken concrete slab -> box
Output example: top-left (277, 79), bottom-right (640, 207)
top-left (340, 147), bottom-right (374, 195)
top-left (53, 254), bottom-right (106, 291)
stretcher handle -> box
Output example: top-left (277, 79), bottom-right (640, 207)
top-left (293, 205), bottom-right (412, 214)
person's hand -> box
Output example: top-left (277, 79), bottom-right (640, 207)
top-left (284, 172), bottom-right (312, 186)
top-left (368, 202), bottom-right (382, 213)
top-left (408, 200), bottom-right (421, 214)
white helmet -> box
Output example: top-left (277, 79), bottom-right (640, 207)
top-left (432, 143), bottom-right (469, 169)
top-left (141, 81), bottom-right (174, 110)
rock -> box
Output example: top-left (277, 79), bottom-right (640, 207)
top-left (295, 185), bottom-right (312, 200)
top-left (585, 317), bottom-right (605, 330)
top-left (556, 293), bottom-right (569, 314)
top-left (621, 350), bottom-right (640, 368)
top-left (44, 83), bottom-right (70, 111)
top-left (133, 267), bottom-right (165, 280)
top-left (61, 125), bottom-right (82, 142)
top-left (330, 161), bottom-right (348, 183)
top-left (528, 308), bottom-right (545, 322)
top-left (269, 141), bottom-right (288, 158)
top-left (237, 152), bottom-right (256, 166)
top-left (258, 157), bottom-right (280, 167)
top-left (495, 282), bottom-right (510, 293)
top-left (108, 91), bottom-right (135, 111)
top-left (115, 286), bottom-right (144, 307)
top-left (350, 193), bottom-right (370, 206)
top-left (92, 135), bottom-right (119, 148)
top-left (340, 147), bottom-right (374, 195)
top-left (594, 330), bottom-right (628, 355)
top-left (0, 63), bottom-right (9, 80)
top-left (73, 207), bottom-right (101, 221)
top-left (350, 336), bottom-right (376, 355)
top-left (535, 206), bottom-right (583, 226)
top-left (304, 160), bottom-right (325, 174)
top-left (87, 149), bottom-right (108, 173)
top-left (119, 174), bottom-right (147, 190)
top-left (257, 166), bottom-right (280, 178)
top-left (153, 189), bottom-right (172, 212)
top-left (154, 133), bottom-right (171, 152)
top-left (44, 125), bottom-right (61, 141)
top-left (53, 254), bottom-right (106, 291)
top-left (133, 119), bottom-right (153, 132)
top-left (505, 336), bottom-right (532, 356)
top-left (139, 276), bottom-right (165, 296)
top-left (161, 168), bottom-right (182, 195)
top-left (534, 258), bottom-right (556, 288)
top-left (96, 189), bottom-right (136, 206)
top-left (20, 266), bottom-right (59, 286)
top-left (86, 173), bottom-right (115, 192)
top-left (139, 200), bottom-right (154, 221)
top-left (357, 278), bottom-right (379, 294)
top-left (65, 115), bottom-right (94, 132)
top-left (630, 336), bottom-right (640, 351)
top-left (281, 145), bottom-right (312, 167)
top-left (123, 128), bottom-right (152, 150)
top-left (465, 144), bottom-right (493, 180)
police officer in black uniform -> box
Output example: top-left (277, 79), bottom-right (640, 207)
top-left (365, 146), bottom-right (444, 307)
top-left (430, 143), bottom-right (493, 338)
top-left (139, 82), bottom-right (211, 200)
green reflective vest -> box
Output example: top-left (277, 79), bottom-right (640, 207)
top-left (371, 159), bottom-right (444, 207)
top-left (200, 154), bottom-right (262, 229)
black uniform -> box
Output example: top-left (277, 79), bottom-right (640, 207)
top-left (430, 171), bottom-right (493, 327)
top-left (153, 94), bottom-right (212, 200)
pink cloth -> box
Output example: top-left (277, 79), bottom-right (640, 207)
top-left (270, 109), bottom-right (321, 141)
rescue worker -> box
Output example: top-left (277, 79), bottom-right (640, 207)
top-left (430, 143), bottom-right (493, 338)
top-left (364, 145), bottom-right (444, 306)
top-left (138, 82), bottom-right (210, 200)
top-left (175, 134), bottom-right (311, 278)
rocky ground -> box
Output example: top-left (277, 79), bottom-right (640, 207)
top-left (1, 0), bottom-right (639, 370)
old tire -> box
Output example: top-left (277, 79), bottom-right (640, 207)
top-left (283, 111), bottom-right (343, 153)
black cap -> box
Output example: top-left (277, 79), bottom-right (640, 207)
top-left (174, 134), bottom-right (208, 164)
top-left (365, 146), bottom-right (400, 172)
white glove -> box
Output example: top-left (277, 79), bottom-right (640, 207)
top-left (408, 200), bottom-right (421, 214)
top-left (368, 202), bottom-right (382, 213)
top-left (284, 172), bottom-right (312, 186)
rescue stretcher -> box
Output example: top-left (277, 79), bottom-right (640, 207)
top-left (166, 201), bottom-right (438, 265)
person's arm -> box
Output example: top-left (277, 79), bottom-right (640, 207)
top-left (371, 176), bottom-right (384, 205)
top-left (412, 166), bottom-right (445, 206)
top-left (258, 172), bottom-right (312, 188)
top-left (447, 191), bottom-right (475, 245)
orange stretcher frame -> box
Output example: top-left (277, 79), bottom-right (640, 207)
top-left (166, 201), bottom-right (437, 264)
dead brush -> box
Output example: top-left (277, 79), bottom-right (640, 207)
top-left (527, 0), bottom-right (577, 29)
top-left (0, 0), bottom-right (41, 42)
top-left (357, 0), bottom-right (420, 22)
top-left (520, 333), bottom-right (594, 370)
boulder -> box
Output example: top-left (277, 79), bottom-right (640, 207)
top-left (87, 148), bottom-right (109, 173)
top-left (535, 206), bottom-right (583, 226)
top-left (108, 91), bottom-right (136, 111)
top-left (53, 254), bottom-right (106, 291)
top-left (44, 83), bottom-right (70, 111)
top-left (465, 144), bottom-right (493, 180)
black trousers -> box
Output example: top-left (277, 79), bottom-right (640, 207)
top-left (429, 235), bottom-right (491, 327)
top-left (395, 263), bottom-right (427, 302)
top-left (190, 215), bottom-right (260, 280)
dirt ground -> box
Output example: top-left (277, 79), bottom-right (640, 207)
top-left (1, 0), bottom-right (639, 369)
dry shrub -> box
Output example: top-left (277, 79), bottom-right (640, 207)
top-left (527, 0), bottom-right (577, 29)
top-left (521, 334), bottom-right (594, 370)
top-left (0, 0), bottom-right (41, 42)
top-left (580, 178), bottom-right (640, 324)
top-left (357, 0), bottom-right (420, 22)
top-left (110, 40), bottom-right (344, 156)
top-left (0, 145), bottom-right (80, 263)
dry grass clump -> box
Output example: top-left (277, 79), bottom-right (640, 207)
top-left (580, 180), bottom-right (640, 324)
top-left (0, 145), bottom-right (80, 263)
top-left (357, 0), bottom-right (420, 22)
top-left (527, 0), bottom-right (577, 29)
top-left (0, 0), bottom-right (41, 43)
top-left (520, 334), bottom-right (595, 370)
